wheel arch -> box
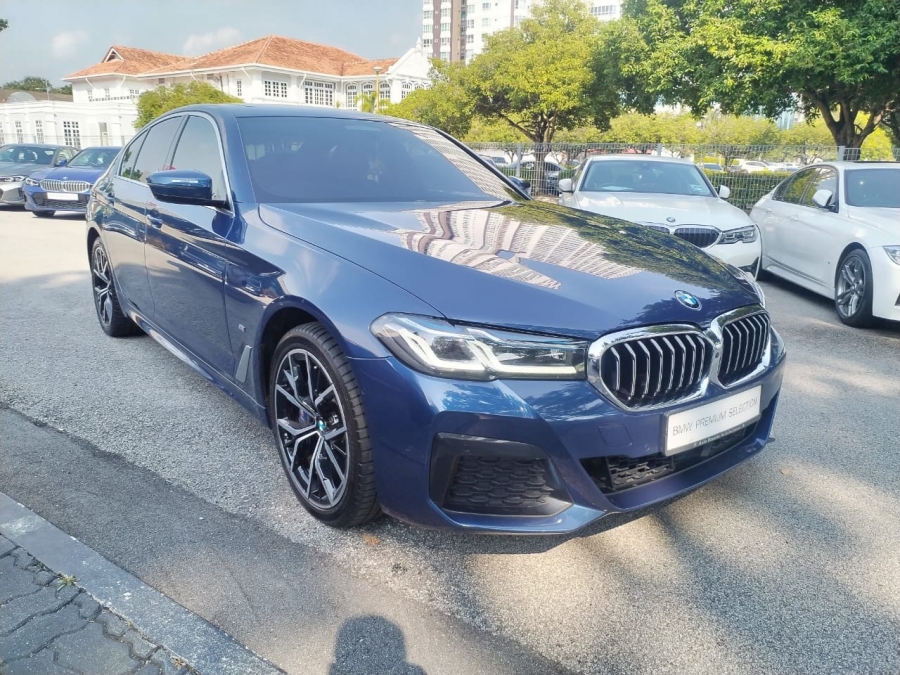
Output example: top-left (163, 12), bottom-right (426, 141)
top-left (834, 242), bottom-right (868, 287)
top-left (87, 225), bottom-right (101, 261)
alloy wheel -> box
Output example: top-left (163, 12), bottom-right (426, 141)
top-left (92, 245), bottom-right (113, 326)
top-left (273, 348), bottom-right (349, 510)
top-left (836, 256), bottom-right (866, 318)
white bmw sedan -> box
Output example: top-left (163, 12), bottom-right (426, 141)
top-left (751, 162), bottom-right (900, 327)
top-left (559, 155), bottom-right (761, 274)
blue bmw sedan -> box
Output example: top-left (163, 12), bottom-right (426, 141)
top-left (86, 105), bottom-right (785, 533)
top-left (25, 146), bottom-right (122, 216)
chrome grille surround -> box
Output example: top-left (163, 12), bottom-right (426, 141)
top-left (39, 179), bottom-right (91, 193)
top-left (640, 223), bottom-right (721, 249)
top-left (588, 305), bottom-right (770, 411)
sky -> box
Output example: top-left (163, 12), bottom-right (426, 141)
top-left (0, 0), bottom-right (422, 86)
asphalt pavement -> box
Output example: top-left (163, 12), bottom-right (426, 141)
top-left (1, 208), bottom-right (898, 674)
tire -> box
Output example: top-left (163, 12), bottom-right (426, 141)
top-left (90, 238), bottom-right (141, 337)
top-left (269, 323), bottom-right (380, 527)
top-left (834, 249), bottom-right (875, 328)
top-left (33, 210), bottom-right (54, 218)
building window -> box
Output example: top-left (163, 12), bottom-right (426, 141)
top-left (236, 80), bottom-right (242, 97)
top-left (99, 122), bottom-right (109, 145)
top-left (104, 88), bottom-right (110, 99)
top-left (264, 79), bottom-right (289, 98)
top-left (15, 121), bottom-right (24, 143)
top-left (423, 37), bottom-right (433, 48)
top-left (439, 50), bottom-right (450, 60)
top-left (514, 15), bottom-right (522, 25)
top-left (441, 37), bottom-right (450, 46)
top-left (304, 80), bottom-right (335, 106)
top-left (440, 22), bottom-right (450, 31)
top-left (63, 121), bottom-right (81, 149)
top-left (591, 4), bottom-right (617, 17)
top-left (441, 8), bottom-right (450, 17)
top-left (467, 19), bottom-right (474, 28)
top-left (482, 17), bottom-right (490, 26)
top-left (379, 81), bottom-right (391, 101)
top-left (129, 89), bottom-right (139, 98)
top-left (158, 78), bottom-right (165, 85)
top-left (87, 90), bottom-right (94, 102)
top-left (401, 82), bottom-right (413, 100)
top-left (467, 34), bottom-right (474, 43)
top-left (35, 120), bottom-right (44, 143)
top-left (345, 84), bottom-right (358, 108)
top-left (482, 2), bottom-right (490, 9)
top-left (423, 9), bottom-right (432, 19)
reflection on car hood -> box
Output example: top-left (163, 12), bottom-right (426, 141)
top-left (259, 200), bottom-right (758, 338)
top-left (0, 162), bottom-right (50, 177)
top-left (573, 193), bottom-right (752, 231)
top-left (34, 165), bottom-right (108, 183)
top-left (846, 206), bottom-right (900, 235)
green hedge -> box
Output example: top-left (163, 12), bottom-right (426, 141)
top-left (701, 170), bottom-right (794, 210)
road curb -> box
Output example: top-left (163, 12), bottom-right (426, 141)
top-left (0, 492), bottom-right (285, 675)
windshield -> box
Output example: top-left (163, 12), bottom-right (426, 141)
top-left (580, 160), bottom-right (715, 197)
top-left (68, 147), bottom-right (121, 168)
top-left (845, 169), bottom-right (900, 208)
top-left (0, 145), bottom-right (56, 165)
top-left (237, 116), bottom-right (519, 204)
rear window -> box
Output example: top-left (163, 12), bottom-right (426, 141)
top-left (237, 116), bottom-right (516, 204)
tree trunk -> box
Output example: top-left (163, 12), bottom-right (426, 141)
top-left (810, 93), bottom-right (885, 152)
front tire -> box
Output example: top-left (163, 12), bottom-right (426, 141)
top-left (269, 323), bottom-right (380, 528)
top-left (33, 210), bottom-right (55, 218)
top-left (90, 238), bottom-right (141, 337)
top-left (835, 250), bottom-right (875, 327)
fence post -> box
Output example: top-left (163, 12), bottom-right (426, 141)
top-left (656, 143), bottom-right (663, 156)
top-left (515, 143), bottom-right (522, 178)
top-left (838, 145), bottom-right (846, 161)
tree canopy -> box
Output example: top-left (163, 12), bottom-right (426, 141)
top-left (135, 82), bottom-right (241, 128)
top-left (385, 61), bottom-right (473, 137)
top-left (2, 76), bottom-right (71, 95)
top-left (616, 0), bottom-right (900, 148)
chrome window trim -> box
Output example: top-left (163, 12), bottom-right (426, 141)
top-left (588, 304), bottom-right (770, 412)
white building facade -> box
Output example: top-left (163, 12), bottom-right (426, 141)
top-left (1, 36), bottom-right (431, 149)
top-left (422, 0), bottom-right (622, 62)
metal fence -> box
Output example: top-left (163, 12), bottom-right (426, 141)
top-left (468, 142), bottom-right (900, 209)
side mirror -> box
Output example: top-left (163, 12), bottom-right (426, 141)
top-left (558, 178), bottom-right (574, 193)
top-left (718, 185), bottom-right (731, 199)
top-left (508, 176), bottom-right (531, 195)
top-left (811, 189), bottom-right (833, 209)
top-left (56, 159), bottom-right (68, 167)
top-left (146, 170), bottom-right (221, 206)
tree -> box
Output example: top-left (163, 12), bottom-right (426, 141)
top-left (618, 0), bottom-right (900, 149)
top-left (135, 82), bottom-right (241, 128)
top-left (0, 18), bottom-right (7, 33)
top-left (778, 117), bottom-right (835, 164)
top-left (2, 76), bottom-right (71, 94)
top-left (698, 114), bottom-right (779, 168)
top-left (384, 61), bottom-right (473, 137)
top-left (883, 109), bottom-right (900, 147)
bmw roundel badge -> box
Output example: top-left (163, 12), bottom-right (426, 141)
top-left (674, 290), bottom-right (701, 310)
top-left (666, 216), bottom-right (677, 223)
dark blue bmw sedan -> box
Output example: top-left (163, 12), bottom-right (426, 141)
top-left (86, 105), bottom-right (785, 533)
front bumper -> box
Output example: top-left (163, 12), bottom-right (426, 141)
top-left (24, 186), bottom-right (90, 213)
top-left (352, 328), bottom-right (786, 533)
top-left (0, 181), bottom-right (25, 205)
top-left (706, 239), bottom-right (761, 272)
top-left (870, 247), bottom-right (900, 322)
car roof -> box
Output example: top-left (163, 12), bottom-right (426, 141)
top-left (584, 154), bottom-right (694, 165)
top-left (810, 161), bottom-right (899, 171)
top-left (0, 143), bottom-right (70, 149)
top-left (171, 103), bottom-right (388, 123)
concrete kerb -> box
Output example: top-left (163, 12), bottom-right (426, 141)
top-left (0, 492), bottom-right (285, 675)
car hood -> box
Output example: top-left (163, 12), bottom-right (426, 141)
top-left (36, 166), bottom-right (107, 183)
top-left (846, 206), bottom-right (900, 236)
top-left (573, 193), bottom-right (752, 231)
top-left (258, 201), bottom-right (759, 338)
top-left (0, 162), bottom-right (51, 178)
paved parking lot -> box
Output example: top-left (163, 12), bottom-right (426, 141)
top-left (1, 207), bottom-right (899, 675)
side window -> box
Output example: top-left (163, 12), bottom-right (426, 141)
top-left (778, 168), bottom-right (816, 204)
top-left (119, 133), bottom-right (147, 179)
top-left (800, 168), bottom-right (838, 208)
top-left (170, 116), bottom-right (227, 202)
top-left (130, 117), bottom-right (183, 184)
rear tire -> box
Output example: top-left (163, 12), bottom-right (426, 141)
top-left (834, 250), bottom-right (875, 328)
top-left (269, 323), bottom-right (380, 528)
top-left (90, 238), bottom-right (141, 337)
top-left (33, 210), bottom-right (54, 218)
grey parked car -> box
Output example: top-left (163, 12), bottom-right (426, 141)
top-left (0, 144), bottom-right (79, 206)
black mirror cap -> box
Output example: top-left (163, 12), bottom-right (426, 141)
top-left (146, 170), bottom-right (224, 206)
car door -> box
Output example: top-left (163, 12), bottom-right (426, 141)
top-left (100, 119), bottom-right (182, 317)
top-left (143, 114), bottom-right (236, 377)
top-left (791, 166), bottom-right (844, 285)
top-left (759, 167), bottom-right (817, 274)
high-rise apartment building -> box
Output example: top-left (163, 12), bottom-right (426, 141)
top-left (421, 0), bottom-right (623, 62)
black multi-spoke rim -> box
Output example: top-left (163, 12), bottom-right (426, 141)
top-left (92, 246), bottom-right (113, 326)
top-left (274, 349), bottom-right (349, 510)
top-left (836, 257), bottom-right (865, 318)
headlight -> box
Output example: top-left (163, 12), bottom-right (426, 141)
top-left (884, 246), bottom-right (900, 266)
top-left (0, 175), bottom-right (27, 183)
top-left (371, 314), bottom-right (587, 380)
top-left (720, 226), bottom-right (758, 244)
top-left (24, 177), bottom-right (41, 186)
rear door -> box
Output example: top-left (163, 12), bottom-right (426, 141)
top-left (100, 118), bottom-right (182, 317)
top-left (143, 114), bottom-right (236, 377)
